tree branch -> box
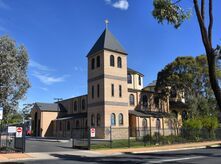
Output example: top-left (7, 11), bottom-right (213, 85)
top-left (193, 0), bottom-right (212, 55)
top-left (208, 0), bottom-right (213, 46)
top-left (201, 0), bottom-right (205, 21)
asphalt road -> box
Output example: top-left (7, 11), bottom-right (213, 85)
top-left (25, 137), bottom-right (73, 153)
top-left (3, 146), bottom-right (221, 164)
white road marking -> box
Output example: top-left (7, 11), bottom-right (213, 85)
top-left (148, 156), bottom-right (205, 163)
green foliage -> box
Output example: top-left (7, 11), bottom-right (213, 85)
top-left (152, 0), bottom-right (191, 28)
top-left (0, 36), bottom-right (30, 122)
top-left (201, 117), bottom-right (219, 130)
top-left (183, 118), bottom-right (203, 130)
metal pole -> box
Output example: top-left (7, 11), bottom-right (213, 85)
top-left (128, 127), bottom-right (130, 148)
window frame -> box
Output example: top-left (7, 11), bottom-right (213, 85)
top-left (129, 94), bottom-right (135, 106)
top-left (127, 73), bottom-right (132, 84)
top-left (117, 56), bottom-right (122, 68)
top-left (118, 113), bottom-right (123, 126)
top-left (91, 58), bottom-right (95, 70)
top-left (138, 75), bottom-right (141, 85)
top-left (119, 85), bottom-right (122, 97)
top-left (97, 113), bottom-right (101, 127)
top-left (96, 55), bottom-right (100, 68)
top-left (111, 113), bottom-right (116, 126)
top-left (111, 84), bottom-right (114, 97)
top-left (91, 114), bottom-right (95, 126)
top-left (92, 85), bottom-right (94, 99)
top-left (74, 101), bottom-right (77, 112)
top-left (110, 55), bottom-right (115, 67)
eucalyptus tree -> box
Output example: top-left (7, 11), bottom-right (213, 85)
top-left (0, 36), bottom-right (30, 122)
top-left (152, 0), bottom-right (221, 109)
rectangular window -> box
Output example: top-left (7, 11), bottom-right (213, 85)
top-left (91, 58), bottom-right (95, 70)
top-left (111, 84), bottom-right (114, 97)
top-left (119, 85), bottom-right (122, 97)
top-left (138, 75), bottom-right (141, 85)
top-left (92, 85), bottom-right (94, 99)
top-left (96, 56), bottom-right (100, 68)
top-left (97, 84), bottom-right (100, 98)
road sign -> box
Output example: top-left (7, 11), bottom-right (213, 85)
top-left (90, 128), bottom-right (95, 138)
top-left (8, 126), bottom-right (16, 133)
top-left (16, 127), bottom-right (23, 138)
top-left (0, 108), bottom-right (3, 120)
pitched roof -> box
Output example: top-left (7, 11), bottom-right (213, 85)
top-left (87, 28), bottom-right (127, 57)
top-left (34, 102), bottom-right (60, 112)
top-left (128, 68), bottom-right (144, 76)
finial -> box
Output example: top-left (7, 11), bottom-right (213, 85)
top-left (105, 19), bottom-right (109, 29)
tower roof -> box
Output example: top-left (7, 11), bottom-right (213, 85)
top-left (87, 28), bottom-right (127, 57)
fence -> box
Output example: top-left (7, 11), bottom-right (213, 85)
top-left (72, 127), bottom-right (221, 150)
top-left (0, 124), bottom-right (26, 153)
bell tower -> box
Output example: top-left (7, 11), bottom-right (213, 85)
top-left (87, 21), bottom-right (129, 139)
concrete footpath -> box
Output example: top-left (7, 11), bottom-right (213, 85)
top-left (0, 140), bottom-right (220, 162)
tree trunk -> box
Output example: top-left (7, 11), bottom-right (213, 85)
top-left (193, 0), bottom-right (221, 110)
top-left (207, 52), bottom-right (221, 110)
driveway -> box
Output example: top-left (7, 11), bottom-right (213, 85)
top-left (25, 137), bottom-right (74, 153)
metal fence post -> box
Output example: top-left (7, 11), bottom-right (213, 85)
top-left (128, 127), bottom-right (130, 148)
top-left (110, 126), bottom-right (112, 148)
top-left (88, 127), bottom-right (91, 150)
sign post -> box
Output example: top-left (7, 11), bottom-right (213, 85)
top-left (16, 127), bottom-right (23, 138)
top-left (90, 128), bottom-right (95, 138)
top-left (0, 108), bottom-right (3, 120)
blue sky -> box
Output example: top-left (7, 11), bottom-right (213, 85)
top-left (0, 0), bottom-right (221, 107)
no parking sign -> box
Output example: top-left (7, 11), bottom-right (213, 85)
top-left (16, 127), bottom-right (23, 138)
top-left (90, 128), bottom-right (95, 138)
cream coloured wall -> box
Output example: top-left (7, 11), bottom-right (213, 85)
top-left (41, 111), bottom-right (58, 137)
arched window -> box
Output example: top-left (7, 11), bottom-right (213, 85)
top-left (142, 95), bottom-right (148, 108)
top-left (76, 120), bottom-right (80, 128)
top-left (119, 113), bottom-right (123, 125)
top-left (172, 110), bottom-right (178, 119)
top-left (142, 119), bottom-right (148, 129)
top-left (182, 111), bottom-right (188, 121)
top-left (127, 73), bottom-right (132, 84)
top-left (82, 99), bottom-right (85, 110)
top-left (74, 101), bottom-right (77, 111)
top-left (97, 114), bottom-right (101, 127)
top-left (67, 121), bottom-right (70, 131)
top-left (156, 118), bottom-right (161, 129)
top-left (138, 75), bottom-right (141, 85)
top-left (129, 94), bottom-right (135, 106)
top-left (111, 113), bottom-right (116, 126)
top-left (91, 58), bottom-right (95, 70)
top-left (117, 57), bottom-right (122, 68)
top-left (96, 56), bottom-right (100, 67)
top-left (168, 119), bottom-right (173, 130)
top-left (91, 114), bottom-right (95, 126)
top-left (110, 55), bottom-right (115, 67)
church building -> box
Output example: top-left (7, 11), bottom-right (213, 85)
top-left (31, 25), bottom-right (187, 139)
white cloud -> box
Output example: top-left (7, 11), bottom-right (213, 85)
top-left (29, 60), bottom-right (53, 71)
top-left (0, 0), bottom-right (10, 10)
top-left (105, 0), bottom-right (129, 10)
top-left (32, 71), bottom-right (68, 85)
top-left (30, 60), bottom-right (69, 85)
